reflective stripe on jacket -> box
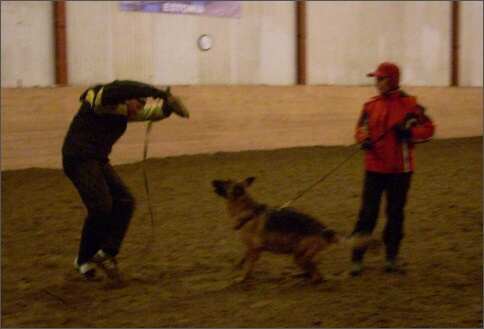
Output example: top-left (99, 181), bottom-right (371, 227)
top-left (355, 90), bottom-right (435, 173)
top-left (62, 80), bottom-right (167, 160)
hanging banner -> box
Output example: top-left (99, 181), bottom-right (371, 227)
top-left (119, 1), bottom-right (242, 18)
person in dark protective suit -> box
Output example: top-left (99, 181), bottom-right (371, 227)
top-left (62, 80), bottom-right (189, 281)
top-left (349, 62), bottom-right (435, 276)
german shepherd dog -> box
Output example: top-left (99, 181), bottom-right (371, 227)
top-left (213, 177), bottom-right (346, 285)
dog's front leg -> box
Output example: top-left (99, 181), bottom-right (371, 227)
top-left (235, 248), bottom-right (261, 283)
top-left (234, 251), bottom-right (246, 268)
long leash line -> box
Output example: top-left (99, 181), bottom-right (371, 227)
top-left (281, 124), bottom-right (398, 208)
top-left (281, 145), bottom-right (360, 208)
top-left (143, 121), bottom-right (155, 237)
top-left (42, 287), bottom-right (68, 305)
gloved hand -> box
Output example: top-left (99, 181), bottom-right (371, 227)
top-left (395, 113), bottom-right (418, 142)
top-left (403, 112), bottom-right (418, 125)
top-left (395, 123), bottom-right (411, 141)
top-left (361, 138), bottom-right (374, 150)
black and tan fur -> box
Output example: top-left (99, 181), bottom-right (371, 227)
top-left (212, 177), bottom-right (344, 285)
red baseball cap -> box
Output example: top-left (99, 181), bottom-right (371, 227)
top-left (367, 62), bottom-right (400, 89)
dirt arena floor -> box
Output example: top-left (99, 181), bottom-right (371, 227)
top-left (1, 136), bottom-right (482, 328)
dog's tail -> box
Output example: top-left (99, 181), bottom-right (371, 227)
top-left (340, 234), bottom-right (382, 254)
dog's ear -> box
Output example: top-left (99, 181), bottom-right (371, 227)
top-left (245, 177), bottom-right (256, 186)
top-left (212, 180), bottom-right (228, 197)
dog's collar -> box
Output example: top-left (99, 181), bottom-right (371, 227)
top-left (233, 204), bottom-right (267, 230)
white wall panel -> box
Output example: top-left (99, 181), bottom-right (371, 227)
top-left (401, 2), bottom-right (451, 86)
top-left (1, 1), bottom-right (54, 87)
top-left (153, 15), bottom-right (200, 85)
top-left (307, 1), bottom-right (451, 86)
top-left (151, 13), bottom-right (234, 85)
top-left (460, 1), bottom-right (483, 87)
top-left (66, 1), bottom-right (115, 85)
top-left (259, 2), bottom-right (296, 85)
top-left (64, 1), bottom-right (295, 86)
top-left (1, 1), bottom-right (482, 87)
top-left (232, 2), bottom-right (262, 84)
top-left (194, 15), bottom-right (233, 85)
top-left (113, 9), bottom-right (154, 82)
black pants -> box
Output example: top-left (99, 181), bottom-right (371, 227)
top-left (63, 157), bottom-right (135, 265)
top-left (351, 171), bottom-right (412, 262)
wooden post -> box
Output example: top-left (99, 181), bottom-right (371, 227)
top-left (451, 1), bottom-right (459, 86)
top-left (54, 2), bottom-right (68, 86)
top-left (296, 1), bottom-right (306, 85)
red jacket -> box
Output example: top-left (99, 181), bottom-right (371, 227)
top-left (355, 90), bottom-right (435, 173)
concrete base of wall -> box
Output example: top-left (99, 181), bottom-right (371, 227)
top-left (1, 85), bottom-right (482, 171)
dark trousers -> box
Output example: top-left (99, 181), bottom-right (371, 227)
top-left (351, 171), bottom-right (412, 262)
top-left (63, 157), bottom-right (135, 265)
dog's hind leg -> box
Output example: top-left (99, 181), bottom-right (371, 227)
top-left (294, 241), bottom-right (325, 284)
top-left (235, 248), bottom-right (261, 283)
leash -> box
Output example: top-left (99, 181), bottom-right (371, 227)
top-left (143, 120), bottom-right (155, 236)
top-left (281, 124), bottom-right (398, 208)
top-left (281, 145), bottom-right (360, 208)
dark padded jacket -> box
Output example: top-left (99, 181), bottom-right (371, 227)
top-left (62, 80), bottom-right (166, 161)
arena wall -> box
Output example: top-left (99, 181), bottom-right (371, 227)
top-left (1, 86), bottom-right (482, 171)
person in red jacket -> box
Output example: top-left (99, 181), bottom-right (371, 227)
top-left (349, 62), bottom-right (435, 275)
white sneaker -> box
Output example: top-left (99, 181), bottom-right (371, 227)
top-left (73, 258), bottom-right (99, 281)
top-left (91, 250), bottom-right (120, 280)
